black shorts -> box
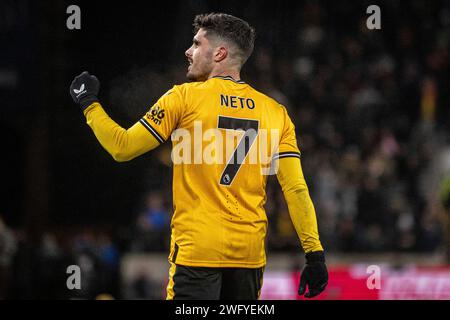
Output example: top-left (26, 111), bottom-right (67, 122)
top-left (166, 263), bottom-right (265, 300)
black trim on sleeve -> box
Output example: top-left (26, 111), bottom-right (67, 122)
top-left (172, 243), bottom-right (179, 264)
top-left (139, 118), bottom-right (165, 144)
top-left (272, 151), bottom-right (301, 160)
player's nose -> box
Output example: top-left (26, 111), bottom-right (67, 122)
top-left (185, 47), bottom-right (193, 59)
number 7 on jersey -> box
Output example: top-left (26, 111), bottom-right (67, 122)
top-left (217, 116), bottom-right (259, 186)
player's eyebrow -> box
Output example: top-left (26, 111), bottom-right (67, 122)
top-left (193, 38), bottom-right (200, 45)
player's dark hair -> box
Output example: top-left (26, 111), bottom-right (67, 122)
top-left (193, 13), bottom-right (256, 66)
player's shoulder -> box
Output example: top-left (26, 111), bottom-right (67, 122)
top-left (174, 81), bottom-right (209, 91)
top-left (247, 85), bottom-right (287, 112)
top-left (167, 81), bottom-right (209, 97)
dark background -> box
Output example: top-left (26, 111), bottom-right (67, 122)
top-left (1, 0), bottom-right (449, 299)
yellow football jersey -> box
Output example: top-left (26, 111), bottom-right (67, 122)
top-left (139, 76), bottom-right (301, 268)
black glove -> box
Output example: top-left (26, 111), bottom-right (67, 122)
top-left (69, 71), bottom-right (100, 111)
top-left (298, 251), bottom-right (328, 298)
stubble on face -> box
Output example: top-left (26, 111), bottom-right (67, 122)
top-left (186, 30), bottom-right (215, 82)
top-left (186, 49), bottom-right (214, 81)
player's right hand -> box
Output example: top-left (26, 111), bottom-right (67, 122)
top-left (70, 71), bottom-right (100, 111)
top-left (298, 251), bottom-right (328, 298)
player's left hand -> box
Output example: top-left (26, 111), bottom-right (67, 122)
top-left (298, 251), bottom-right (328, 298)
top-left (70, 71), bottom-right (100, 111)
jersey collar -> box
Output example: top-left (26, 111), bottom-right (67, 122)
top-left (211, 75), bottom-right (246, 84)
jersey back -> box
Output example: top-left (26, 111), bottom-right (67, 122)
top-left (139, 76), bottom-right (300, 268)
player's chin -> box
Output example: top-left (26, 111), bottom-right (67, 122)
top-left (186, 70), bottom-right (202, 82)
top-left (186, 71), bottom-right (196, 81)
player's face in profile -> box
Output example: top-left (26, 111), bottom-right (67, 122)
top-left (185, 29), bottom-right (215, 81)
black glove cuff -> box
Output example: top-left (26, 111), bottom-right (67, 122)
top-left (79, 95), bottom-right (99, 112)
top-left (305, 251), bottom-right (325, 263)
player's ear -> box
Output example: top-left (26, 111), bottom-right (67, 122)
top-left (213, 46), bottom-right (228, 63)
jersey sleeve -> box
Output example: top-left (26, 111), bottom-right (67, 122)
top-left (84, 102), bottom-right (160, 162)
top-left (273, 105), bottom-right (301, 161)
top-left (276, 157), bottom-right (324, 253)
top-left (139, 85), bottom-right (185, 144)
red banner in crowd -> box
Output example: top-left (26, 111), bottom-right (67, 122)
top-left (260, 265), bottom-right (450, 300)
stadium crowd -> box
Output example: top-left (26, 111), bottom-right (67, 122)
top-left (127, 1), bottom-right (449, 254)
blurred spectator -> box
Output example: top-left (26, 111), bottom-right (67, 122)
top-left (440, 175), bottom-right (450, 262)
top-left (0, 216), bottom-right (17, 299)
top-left (67, 229), bottom-right (121, 299)
top-left (125, 269), bottom-right (163, 300)
top-left (131, 191), bottom-right (171, 252)
top-left (35, 232), bottom-right (66, 298)
top-left (96, 233), bottom-right (120, 297)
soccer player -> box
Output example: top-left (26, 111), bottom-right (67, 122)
top-left (70, 13), bottom-right (328, 300)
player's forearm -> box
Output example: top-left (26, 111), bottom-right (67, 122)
top-left (277, 157), bottom-right (324, 253)
top-left (83, 102), bottom-right (159, 161)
